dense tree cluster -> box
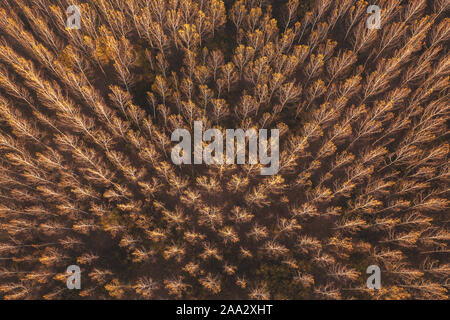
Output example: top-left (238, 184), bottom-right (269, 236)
top-left (0, 0), bottom-right (448, 299)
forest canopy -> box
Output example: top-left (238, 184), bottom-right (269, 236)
top-left (0, 0), bottom-right (448, 300)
